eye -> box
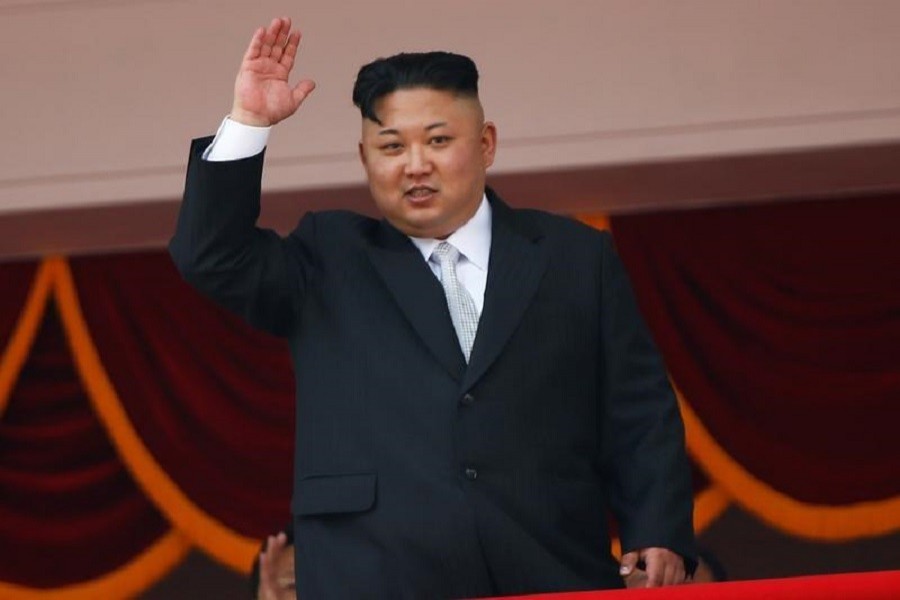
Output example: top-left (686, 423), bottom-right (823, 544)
top-left (429, 135), bottom-right (451, 145)
top-left (380, 142), bottom-right (402, 152)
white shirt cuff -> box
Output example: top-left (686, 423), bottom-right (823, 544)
top-left (203, 116), bottom-right (272, 161)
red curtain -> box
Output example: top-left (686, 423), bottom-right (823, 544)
top-left (70, 253), bottom-right (294, 537)
top-left (1, 194), bottom-right (898, 592)
top-left (0, 303), bottom-right (169, 588)
top-left (611, 195), bottom-right (900, 505)
top-left (497, 570), bottom-right (900, 600)
top-left (0, 261), bottom-right (35, 350)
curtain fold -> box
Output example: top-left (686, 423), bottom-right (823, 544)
top-left (0, 261), bottom-right (43, 414)
top-left (0, 261), bottom-right (35, 350)
top-left (2, 195), bottom-right (897, 591)
top-left (0, 303), bottom-right (175, 589)
top-left (610, 195), bottom-right (900, 536)
top-left (68, 253), bottom-right (295, 539)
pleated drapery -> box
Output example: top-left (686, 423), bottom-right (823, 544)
top-left (1, 196), bottom-right (897, 595)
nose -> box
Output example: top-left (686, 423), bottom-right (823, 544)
top-left (404, 145), bottom-right (432, 177)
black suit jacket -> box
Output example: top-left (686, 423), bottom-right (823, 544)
top-left (170, 137), bottom-right (696, 599)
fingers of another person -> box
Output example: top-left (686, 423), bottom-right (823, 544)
top-left (258, 533), bottom-right (289, 600)
top-left (269, 532), bottom-right (288, 555)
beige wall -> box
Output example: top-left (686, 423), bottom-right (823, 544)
top-left (2, 0), bottom-right (900, 216)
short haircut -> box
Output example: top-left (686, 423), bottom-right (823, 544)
top-left (352, 51), bottom-right (479, 124)
top-left (248, 522), bottom-right (295, 599)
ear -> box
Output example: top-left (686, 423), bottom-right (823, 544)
top-left (481, 121), bottom-right (498, 169)
top-left (358, 140), bottom-right (367, 168)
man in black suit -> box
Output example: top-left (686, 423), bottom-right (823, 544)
top-left (171, 16), bottom-right (695, 599)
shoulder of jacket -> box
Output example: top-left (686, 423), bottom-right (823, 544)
top-left (513, 208), bottom-right (610, 241)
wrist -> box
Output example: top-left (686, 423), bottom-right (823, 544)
top-left (229, 106), bottom-right (271, 128)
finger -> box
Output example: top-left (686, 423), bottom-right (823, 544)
top-left (242, 26), bottom-right (266, 61)
top-left (261, 17), bottom-right (283, 58)
top-left (281, 31), bottom-right (301, 70)
top-left (260, 536), bottom-right (277, 576)
top-left (271, 17), bottom-right (291, 60)
top-left (643, 555), bottom-right (665, 588)
top-left (619, 551), bottom-right (639, 577)
top-left (661, 561), bottom-right (677, 587)
top-left (660, 552), bottom-right (685, 585)
top-left (258, 537), bottom-right (280, 600)
top-left (623, 570), bottom-right (648, 589)
top-left (270, 531), bottom-right (288, 552)
top-left (271, 44), bottom-right (284, 61)
top-left (674, 562), bottom-right (686, 585)
top-left (645, 568), bottom-right (664, 588)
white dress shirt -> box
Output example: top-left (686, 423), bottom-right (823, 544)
top-left (408, 198), bottom-right (491, 316)
top-left (202, 117), bottom-right (492, 313)
top-left (204, 117), bottom-right (271, 161)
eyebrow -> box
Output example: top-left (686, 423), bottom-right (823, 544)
top-left (377, 122), bottom-right (448, 136)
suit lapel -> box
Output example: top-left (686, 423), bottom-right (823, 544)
top-left (463, 192), bottom-right (548, 391)
top-left (366, 220), bottom-right (467, 382)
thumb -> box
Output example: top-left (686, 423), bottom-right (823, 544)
top-left (291, 79), bottom-right (317, 107)
top-left (619, 551), bottom-right (639, 576)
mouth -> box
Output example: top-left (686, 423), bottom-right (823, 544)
top-left (405, 186), bottom-right (438, 202)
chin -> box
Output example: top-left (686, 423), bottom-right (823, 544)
top-left (405, 221), bottom-right (448, 239)
top-left (406, 224), bottom-right (440, 238)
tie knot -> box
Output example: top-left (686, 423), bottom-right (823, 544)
top-left (430, 241), bottom-right (460, 265)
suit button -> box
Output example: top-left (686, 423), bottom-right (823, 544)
top-left (464, 467), bottom-right (478, 480)
top-left (461, 393), bottom-right (475, 406)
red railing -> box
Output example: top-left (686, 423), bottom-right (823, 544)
top-left (497, 570), bottom-right (900, 599)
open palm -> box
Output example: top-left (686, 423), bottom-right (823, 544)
top-left (232, 17), bottom-right (316, 127)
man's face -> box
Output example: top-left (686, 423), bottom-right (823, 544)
top-left (358, 87), bottom-right (497, 239)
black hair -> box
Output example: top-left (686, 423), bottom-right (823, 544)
top-left (352, 51), bottom-right (479, 124)
top-left (248, 522), bottom-right (295, 599)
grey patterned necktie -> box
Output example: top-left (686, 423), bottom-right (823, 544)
top-left (430, 241), bottom-right (479, 362)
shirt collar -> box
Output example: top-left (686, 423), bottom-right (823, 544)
top-left (409, 193), bottom-right (492, 271)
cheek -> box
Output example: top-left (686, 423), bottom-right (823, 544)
top-left (442, 150), bottom-right (482, 182)
top-left (368, 161), bottom-right (402, 190)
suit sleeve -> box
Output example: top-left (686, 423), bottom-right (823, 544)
top-left (597, 231), bottom-right (697, 570)
top-left (169, 136), bottom-right (314, 337)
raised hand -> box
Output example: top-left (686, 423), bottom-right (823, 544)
top-left (231, 17), bottom-right (316, 127)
